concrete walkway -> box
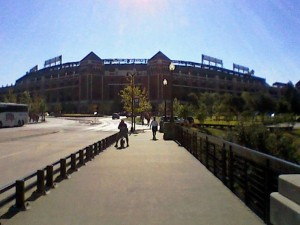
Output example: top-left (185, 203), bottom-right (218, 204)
top-left (1, 130), bottom-right (264, 225)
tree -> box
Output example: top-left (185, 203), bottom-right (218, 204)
top-left (241, 92), bottom-right (255, 112)
top-left (53, 103), bottom-right (62, 116)
top-left (119, 85), bottom-right (151, 116)
top-left (38, 97), bottom-right (47, 121)
top-left (29, 94), bottom-right (48, 121)
top-left (19, 91), bottom-right (32, 106)
top-left (198, 92), bottom-right (217, 117)
top-left (281, 82), bottom-right (300, 114)
top-left (137, 90), bottom-right (152, 115)
top-left (173, 98), bottom-right (183, 117)
top-left (252, 92), bottom-right (276, 123)
top-left (266, 131), bottom-right (299, 163)
top-left (179, 103), bottom-right (194, 119)
top-left (4, 89), bottom-right (17, 103)
top-left (221, 94), bottom-right (245, 120)
top-left (276, 99), bottom-right (291, 114)
top-left (187, 92), bottom-right (199, 108)
top-left (196, 102), bottom-right (207, 123)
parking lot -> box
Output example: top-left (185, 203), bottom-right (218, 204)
top-left (0, 117), bottom-right (116, 187)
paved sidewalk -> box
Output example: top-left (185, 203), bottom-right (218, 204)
top-left (1, 130), bottom-right (264, 225)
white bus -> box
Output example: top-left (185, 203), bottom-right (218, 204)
top-left (0, 103), bottom-right (28, 128)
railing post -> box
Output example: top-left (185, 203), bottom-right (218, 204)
top-left (86, 146), bottom-right (91, 161)
top-left (79, 149), bottom-right (85, 166)
top-left (213, 144), bottom-right (217, 175)
top-left (103, 138), bottom-right (107, 149)
top-left (183, 131), bottom-right (186, 149)
top-left (89, 145), bottom-right (92, 159)
top-left (221, 143), bottom-right (227, 185)
top-left (46, 165), bottom-right (55, 188)
top-left (205, 136), bottom-right (209, 168)
top-left (199, 136), bottom-right (203, 162)
top-left (181, 131), bottom-right (184, 147)
top-left (36, 169), bottom-right (47, 195)
top-left (193, 133), bottom-right (195, 157)
top-left (99, 140), bottom-right (103, 152)
top-left (60, 158), bottom-right (68, 179)
top-left (228, 145), bottom-right (234, 191)
top-left (91, 145), bottom-right (95, 159)
top-left (264, 159), bottom-right (272, 224)
top-left (95, 142), bottom-right (99, 155)
top-left (109, 135), bottom-right (113, 146)
top-left (188, 133), bottom-right (191, 153)
top-left (195, 134), bottom-right (199, 160)
top-left (178, 125), bottom-right (182, 143)
top-left (244, 160), bottom-right (249, 206)
top-left (98, 140), bottom-right (102, 152)
top-left (15, 180), bottom-right (28, 210)
top-left (71, 153), bottom-right (78, 171)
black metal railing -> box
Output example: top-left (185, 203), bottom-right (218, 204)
top-left (175, 126), bottom-right (300, 224)
top-left (0, 133), bottom-right (118, 213)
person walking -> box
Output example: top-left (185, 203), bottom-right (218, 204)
top-left (115, 119), bottom-right (129, 148)
top-left (150, 116), bottom-right (158, 140)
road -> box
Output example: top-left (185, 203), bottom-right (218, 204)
top-left (0, 116), bottom-right (139, 187)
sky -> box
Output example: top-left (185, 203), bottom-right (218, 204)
top-left (1, 0), bottom-right (300, 87)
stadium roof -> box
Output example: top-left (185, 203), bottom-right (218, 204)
top-left (148, 51), bottom-right (171, 62)
top-left (81, 51), bottom-right (102, 62)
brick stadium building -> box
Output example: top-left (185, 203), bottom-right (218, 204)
top-left (0, 51), bottom-right (269, 114)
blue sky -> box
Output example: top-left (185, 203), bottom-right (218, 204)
top-left (1, 0), bottom-right (300, 87)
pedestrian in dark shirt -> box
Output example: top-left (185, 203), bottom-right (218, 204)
top-left (115, 119), bottom-right (129, 147)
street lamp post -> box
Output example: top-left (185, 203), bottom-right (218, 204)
top-left (163, 78), bottom-right (168, 120)
top-left (163, 62), bottom-right (175, 140)
top-left (127, 71), bottom-right (136, 132)
top-left (169, 62), bottom-right (175, 123)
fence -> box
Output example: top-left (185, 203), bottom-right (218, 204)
top-left (0, 133), bottom-right (118, 214)
top-left (175, 126), bottom-right (300, 224)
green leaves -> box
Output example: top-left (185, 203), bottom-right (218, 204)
top-left (119, 85), bottom-right (151, 114)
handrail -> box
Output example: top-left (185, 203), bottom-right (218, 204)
top-left (0, 133), bottom-right (118, 213)
top-left (196, 130), bottom-right (300, 173)
top-left (174, 125), bottom-right (300, 224)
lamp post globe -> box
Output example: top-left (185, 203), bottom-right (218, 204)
top-left (163, 78), bottom-right (168, 86)
top-left (169, 62), bottom-right (175, 72)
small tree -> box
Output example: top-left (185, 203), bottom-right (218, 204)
top-left (119, 85), bottom-right (151, 116)
top-left (4, 89), bottom-right (17, 103)
top-left (29, 94), bottom-right (48, 121)
top-left (173, 98), bottom-right (183, 117)
top-left (196, 102), bottom-right (207, 123)
top-left (19, 91), bottom-right (32, 106)
top-left (253, 92), bottom-right (276, 123)
top-left (39, 98), bottom-right (47, 121)
top-left (53, 103), bottom-right (62, 116)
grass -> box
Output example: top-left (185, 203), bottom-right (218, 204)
top-left (206, 127), bottom-right (229, 138)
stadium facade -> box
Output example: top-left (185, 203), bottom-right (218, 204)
top-left (0, 51), bottom-right (273, 114)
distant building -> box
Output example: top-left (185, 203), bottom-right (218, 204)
top-left (272, 82), bottom-right (288, 89)
top-left (296, 81), bottom-right (300, 91)
top-left (0, 51), bottom-right (269, 114)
